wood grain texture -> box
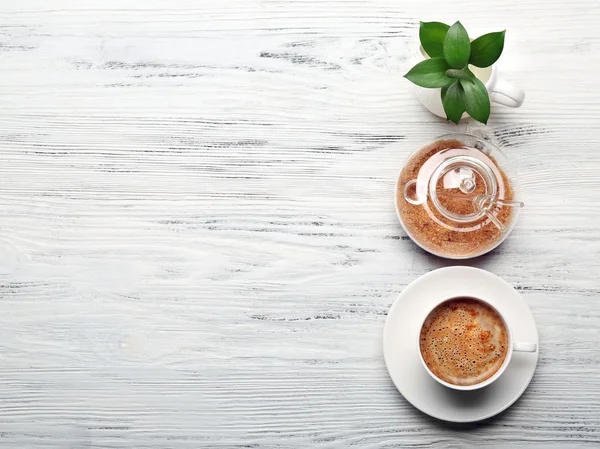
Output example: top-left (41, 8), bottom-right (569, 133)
top-left (0, 0), bottom-right (599, 447)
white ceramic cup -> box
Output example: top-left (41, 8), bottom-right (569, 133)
top-left (413, 46), bottom-right (525, 119)
top-left (418, 296), bottom-right (537, 391)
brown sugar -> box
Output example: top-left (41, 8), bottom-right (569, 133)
top-left (396, 139), bottom-right (514, 258)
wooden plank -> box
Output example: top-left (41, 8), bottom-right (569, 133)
top-left (0, 0), bottom-right (598, 447)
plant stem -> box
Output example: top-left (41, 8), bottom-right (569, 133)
top-left (445, 69), bottom-right (473, 81)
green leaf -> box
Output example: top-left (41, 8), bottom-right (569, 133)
top-left (442, 81), bottom-right (466, 124)
top-left (443, 21), bottom-right (470, 69)
top-left (419, 21), bottom-right (449, 58)
top-left (469, 30), bottom-right (506, 68)
top-left (464, 66), bottom-right (476, 78)
top-left (441, 85), bottom-right (448, 101)
top-left (404, 57), bottom-right (453, 88)
top-left (460, 77), bottom-right (490, 124)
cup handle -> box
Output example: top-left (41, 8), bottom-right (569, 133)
top-left (513, 341), bottom-right (537, 352)
top-left (490, 77), bottom-right (525, 108)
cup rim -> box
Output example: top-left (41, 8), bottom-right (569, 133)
top-left (417, 296), bottom-right (514, 391)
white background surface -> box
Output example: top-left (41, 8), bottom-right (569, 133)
top-left (0, 1), bottom-right (599, 447)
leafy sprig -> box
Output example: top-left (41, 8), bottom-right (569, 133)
top-left (405, 21), bottom-right (506, 124)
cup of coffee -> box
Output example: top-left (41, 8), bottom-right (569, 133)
top-left (418, 296), bottom-right (537, 391)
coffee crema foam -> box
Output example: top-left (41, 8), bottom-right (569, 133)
top-left (419, 297), bottom-right (508, 386)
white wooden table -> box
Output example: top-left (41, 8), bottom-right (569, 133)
top-left (1, 1), bottom-right (599, 447)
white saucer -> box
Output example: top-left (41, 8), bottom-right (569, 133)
top-left (383, 266), bottom-right (538, 423)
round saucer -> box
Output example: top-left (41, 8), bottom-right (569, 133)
top-left (383, 266), bottom-right (538, 423)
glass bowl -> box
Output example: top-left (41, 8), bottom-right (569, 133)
top-left (394, 133), bottom-right (523, 259)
